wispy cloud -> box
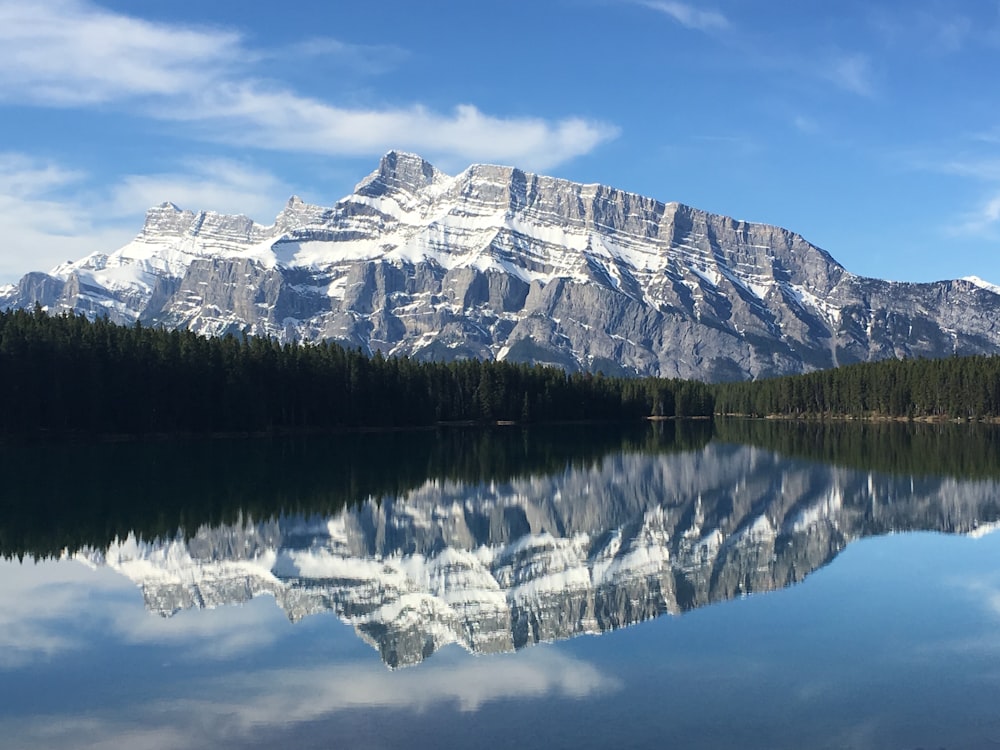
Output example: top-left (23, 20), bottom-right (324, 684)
top-left (972, 126), bottom-right (1000, 145)
top-left (162, 87), bottom-right (619, 171)
top-left (954, 573), bottom-right (1000, 618)
top-left (0, 152), bottom-right (292, 283)
top-left (105, 159), bottom-right (292, 221)
top-left (637, 0), bottom-right (729, 32)
top-left (869, 6), bottom-right (975, 55)
top-left (285, 37), bottom-right (410, 74)
top-left (0, 0), bottom-right (243, 105)
top-left (902, 145), bottom-right (1000, 238)
top-left (792, 115), bottom-right (821, 134)
top-left (935, 15), bottom-right (975, 53)
top-left (0, 154), bottom-right (133, 281)
top-left (0, 555), bottom-right (293, 668)
top-left (5, 648), bottom-right (620, 748)
top-left (0, 557), bottom-right (131, 667)
top-left (938, 157), bottom-right (1000, 182)
top-left (956, 192), bottom-right (1000, 236)
top-left (0, 0), bottom-right (617, 171)
top-left (109, 596), bottom-right (289, 661)
top-left (822, 53), bottom-right (877, 97)
top-left (0, 153), bottom-right (84, 194)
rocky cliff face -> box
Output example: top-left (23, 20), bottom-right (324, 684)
top-left (6, 151), bottom-right (1000, 380)
top-left (76, 443), bottom-right (1000, 668)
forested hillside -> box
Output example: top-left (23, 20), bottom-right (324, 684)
top-left (0, 307), bottom-right (713, 436)
top-left (714, 418), bottom-right (1000, 479)
top-left (5, 308), bottom-right (1000, 436)
top-left (713, 354), bottom-right (1000, 420)
top-left (0, 421), bottom-right (713, 560)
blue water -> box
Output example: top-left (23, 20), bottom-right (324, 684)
top-left (2, 430), bottom-right (1000, 749)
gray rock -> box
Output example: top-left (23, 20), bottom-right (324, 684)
top-left (5, 151), bottom-right (1000, 380)
top-left (77, 443), bottom-right (1000, 668)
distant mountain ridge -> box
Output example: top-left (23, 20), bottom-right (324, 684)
top-left (5, 151), bottom-right (1000, 380)
top-left (76, 442), bottom-right (1000, 668)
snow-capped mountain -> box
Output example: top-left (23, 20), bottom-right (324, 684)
top-left (7, 151), bottom-right (1000, 380)
top-left (75, 443), bottom-right (1000, 668)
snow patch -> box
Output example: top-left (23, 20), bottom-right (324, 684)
top-left (963, 276), bottom-right (1000, 296)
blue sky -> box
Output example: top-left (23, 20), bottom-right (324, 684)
top-left (2, 0), bottom-right (1000, 285)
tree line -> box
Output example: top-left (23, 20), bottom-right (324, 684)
top-left (0, 307), bottom-right (714, 436)
top-left (8, 307), bottom-right (1000, 434)
top-left (9, 415), bottom-right (1000, 560)
top-left (715, 418), bottom-right (1000, 480)
top-left (0, 421), bottom-right (712, 560)
top-left (712, 354), bottom-right (1000, 420)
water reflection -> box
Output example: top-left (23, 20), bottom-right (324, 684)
top-left (5, 422), bottom-right (1000, 750)
top-left (66, 431), bottom-right (1000, 667)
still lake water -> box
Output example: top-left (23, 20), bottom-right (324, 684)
top-left (2, 420), bottom-right (1000, 749)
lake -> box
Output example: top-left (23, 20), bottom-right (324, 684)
top-left (2, 420), bottom-right (999, 749)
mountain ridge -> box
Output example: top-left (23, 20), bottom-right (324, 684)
top-left (73, 441), bottom-right (1000, 668)
top-left (4, 151), bottom-right (1000, 381)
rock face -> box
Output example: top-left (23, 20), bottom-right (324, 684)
top-left (77, 442), bottom-right (1000, 668)
top-left (6, 151), bottom-right (1000, 380)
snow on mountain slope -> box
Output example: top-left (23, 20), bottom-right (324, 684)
top-left (5, 151), bottom-right (1000, 380)
top-left (963, 275), bottom-right (1000, 296)
top-left (72, 443), bottom-right (1000, 667)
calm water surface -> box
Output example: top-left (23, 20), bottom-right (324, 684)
top-left (2, 421), bottom-right (999, 749)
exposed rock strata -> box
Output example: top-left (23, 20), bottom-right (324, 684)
top-left (6, 152), bottom-right (1000, 380)
top-left (77, 443), bottom-right (1000, 667)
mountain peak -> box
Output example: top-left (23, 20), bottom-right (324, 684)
top-left (140, 201), bottom-right (195, 237)
top-left (962, 275), bottom-right (1000, 295)
top-left (355, 150), bottom-right (447, 197)
top-left (5, 153), bottom-right (1000, 381)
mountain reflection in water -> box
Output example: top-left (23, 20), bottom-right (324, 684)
top-left (64, 424), bottom-right (1000, 668)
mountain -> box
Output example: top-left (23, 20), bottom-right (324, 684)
top-left (6, 151), bottom-right (1000, 380)
top-left (75, 442), bottom-right (1000, 668)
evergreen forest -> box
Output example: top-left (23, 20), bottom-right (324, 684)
top-left (0, 421), bottom-right (712, 559)
top-left (5, 307), bottom-right (1000, 436)
top-left (712, 354), bottom-right (1000, 420)
top-left (0, 307), bottom-right (713, 436)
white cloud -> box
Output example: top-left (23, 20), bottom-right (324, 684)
top-left (638, 1), bottom-right (729, 31)
top-left (0, 557), bottom-right (133, 667)
top-left (0, 0), bottom-right (619, 280)
top-left (955, 572), bottom-right (1000, 619)
top-left (1, 551), bottom-right (620, 750)
top-left (286, 37), bottom-right (410, 74)
top-left (0, 153), bottom-right (83, 195)
top-left (212, 650), bottom-right (618, 717)
top-left (0, 153), bottom-right (135, 281)
top-left (0, 152), bottom-right (292, 283)
top-left (955, 192), bottom-right (1000, 236)
top-left (105, 159), bottom-right (291, 222)
top-left (5, 650), bottom-right (620, 749)
top-left (939, 157), bottom-right (1000, 182)
top-left (823, 53), bottom-right (877, 97)
top-left (0, 554), bottom-right (295, 669)
top-left (165, 87), bottom-right (619, 171)
top-left (932, 573), bottom-right (1000, 657)
top-left (0, 0), bottom-right (243, 105)
top-left (899, 148), bottom-right (1000, 240)
top-left (0, 0), bottom-right (616, 171)
top-left (109, 595), bottom-right (289, 660)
